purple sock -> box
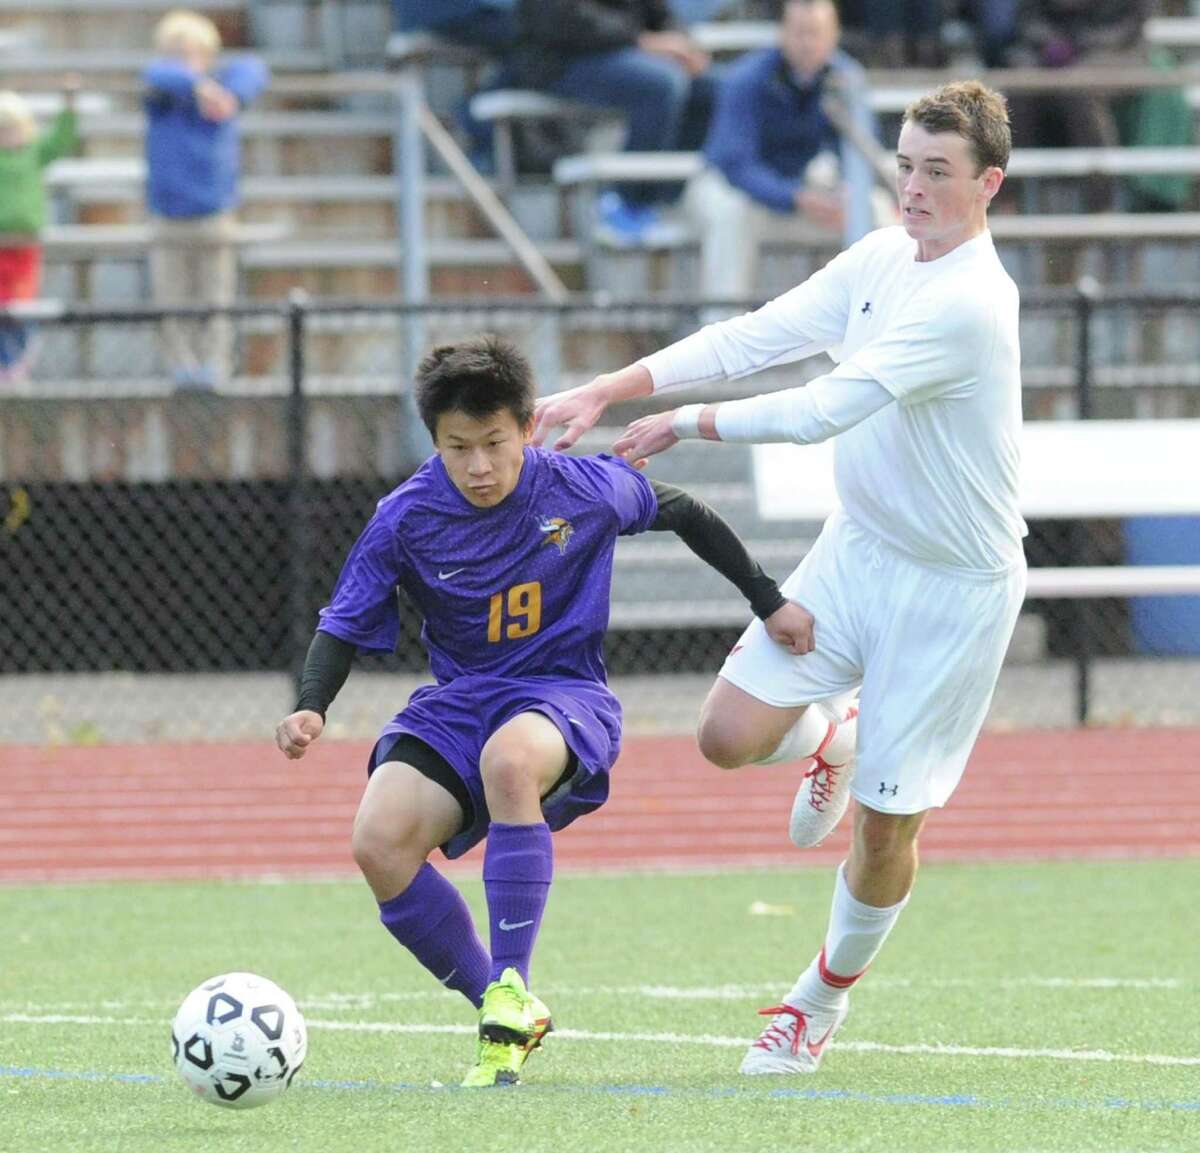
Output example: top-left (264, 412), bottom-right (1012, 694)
top-left (378, 862), bottom-right (491, 1008)
top-left (483, 822), bottom-right (553, 985)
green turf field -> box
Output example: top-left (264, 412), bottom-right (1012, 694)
top-left (1, 860), bottom-right (1198, 1153)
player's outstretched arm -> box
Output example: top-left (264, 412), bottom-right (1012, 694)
top-left (618, 369), bottom-right (895, 458)
top-left (531, 364), bottom-right (654, 451)
top-left (274, 630), bottom-right (356, 759)
top-left (648, 480), bottom-right (814, 655)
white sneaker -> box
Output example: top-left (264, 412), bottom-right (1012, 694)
top-left (788, 702), bottom-right (858, 849)
top-left (739, 998), bottom-right (849, 1075)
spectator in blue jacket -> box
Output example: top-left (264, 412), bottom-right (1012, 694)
top-left (687, 0), bottom-right (886, 301)
top-left (144, 10), bottom-right (268, 390)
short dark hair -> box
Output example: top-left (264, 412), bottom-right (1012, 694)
top-left (414, 334), bottom-right (536, 438)
top-left (903, 81), bottom-right (1011, 173)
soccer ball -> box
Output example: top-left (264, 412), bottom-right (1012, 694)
top-left (170, 972), bottom-right (307, 1109)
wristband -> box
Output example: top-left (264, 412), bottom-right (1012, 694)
top-left (671, 404), bottom-right (705, 440)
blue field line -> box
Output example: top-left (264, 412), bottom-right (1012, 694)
top-left (0, 1066), bottom-right (160, 1085)
top-left (4, 1064), bottom-right (1200, 1112)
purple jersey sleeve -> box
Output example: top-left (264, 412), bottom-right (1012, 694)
top-left (317, 508), bottom-right (406, 653)
top-left (561, 453), bottom-right (658, 536)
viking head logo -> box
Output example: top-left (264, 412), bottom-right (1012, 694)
top-left (538, 516), bottom-right (574, 555)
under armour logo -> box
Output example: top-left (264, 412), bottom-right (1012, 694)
top-left (861, 301), bottom-right (873, 316)
top-left (878, 782), bottom-right (898, 797)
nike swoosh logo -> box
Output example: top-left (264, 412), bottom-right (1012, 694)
top-left (437, 567), bottom-right (466, 580)
top-left (498, 918), bottom-right (534, 931)
top-left (805, 1021), bottom-right (837, 1059)
top-left (565, 717), bottom-right (584, 728)
top-left (436, 968), bottom-right (457, 985)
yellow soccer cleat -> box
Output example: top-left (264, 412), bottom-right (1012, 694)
top-left (460, 968), bottom-right (553, 1087)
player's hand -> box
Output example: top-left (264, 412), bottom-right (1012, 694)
top-left (612, 410), bottom-right (678, 464)
top-left (275, 710), bottom-right (324, 760)
top-left (195, 77), bottom-right (238, 122)
top-left (764, 600), bottom-right (815, 655)
top-left (532, 377), bottom-right (612, 451)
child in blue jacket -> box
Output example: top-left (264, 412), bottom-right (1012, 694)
top-left (143, 10), bottom-right (268, 390)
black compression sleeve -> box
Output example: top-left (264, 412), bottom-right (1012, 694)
top-left (294, 630), bottom-right (357, 719)
top-left (648, 480), bottom-right (787, 620)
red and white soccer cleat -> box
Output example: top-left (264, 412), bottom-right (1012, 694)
top-left (739, 998), bottom-right (849, 1075)
top-left (788, 701), bottom-right (859, 848)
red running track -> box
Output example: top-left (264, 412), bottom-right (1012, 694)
top-left (1, 729), bottom-right (1198, 883)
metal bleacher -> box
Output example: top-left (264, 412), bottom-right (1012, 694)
top-left (5, 2), bottom-right (1200, 634)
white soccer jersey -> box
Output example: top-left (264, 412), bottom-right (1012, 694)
top-left (640, 226), bottom-right (1027, 574)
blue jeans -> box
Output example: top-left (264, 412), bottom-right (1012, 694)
top-left (860, 0), bottom-right (942, 36)
top-left (550, 49), bottom-right (716, 205)
top-left (963, 0), bottom-right (1018, 67)
top-left (393, 0), bottom-right (515, 45)
top-left (432, 9), bottom-right (516, 50)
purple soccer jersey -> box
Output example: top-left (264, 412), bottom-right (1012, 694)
top-left (321, 448), bottom-right (658, 859)
top-left (317, 447), bottom-right (658, 684)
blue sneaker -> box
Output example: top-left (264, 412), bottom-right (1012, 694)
top-left (172, 365), bottom-right (217, 393)
top-left (594, 192), bottom-right (689, 249)
top-left (595, 191), bottom-right (652, 247)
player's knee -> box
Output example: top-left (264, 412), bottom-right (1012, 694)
top-left (351, 807), bottom-right (421, 886)
top-left (479, 749), bottom-right (539, 807)
top-left (696, 716), bottom-right (752, 770)
top-left (854, 810), bottom-right (922, 864)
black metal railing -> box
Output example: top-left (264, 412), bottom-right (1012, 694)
top-left (3, 285), bottom-right (1198, 725)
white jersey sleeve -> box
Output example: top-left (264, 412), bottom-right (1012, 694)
top-left (637, 234), bottom-right (880, 393)
top-left (712, 371), bottom-right (894, 444)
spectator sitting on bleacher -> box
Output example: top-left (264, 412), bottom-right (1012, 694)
top-left (512, 0), bottom-right (717, 246)
top-left (392, 1), bottom-right (540, 175)
top-left (0, 81), bottom-right (78, 384)
top-left (687, 0), bottom-right (883, 303)
top-left (143, 9), bottom-right (268, 391)
top-left (1007, 0), bottom-right (1149, 211)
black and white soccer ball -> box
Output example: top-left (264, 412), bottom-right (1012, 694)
top-left (171, 972), bottom-right (307, 1110)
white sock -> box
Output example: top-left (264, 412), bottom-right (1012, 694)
top-left (789, 862), bottom-right (909, 1011)
top-left (753, 705), bottom-right (830, 766)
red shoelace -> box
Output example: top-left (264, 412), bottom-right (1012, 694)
top-left (752, 1004), bottom-right (810, 1055)
top-left (800, 759), bottom-right (838, 811)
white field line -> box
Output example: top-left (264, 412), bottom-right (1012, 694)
top-left (4, 1012), bottom-right (1200, 1069)
top-left (295, 976), bottom-right (1187, 1009)
top-left (0, 976), bottom-right (1185, 1016)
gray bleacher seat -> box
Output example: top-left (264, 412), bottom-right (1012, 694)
top-left (470, 90), bottom-right (619, 188)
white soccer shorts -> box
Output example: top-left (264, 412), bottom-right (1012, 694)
top-left (719, 511), bottom-right (1026, 814)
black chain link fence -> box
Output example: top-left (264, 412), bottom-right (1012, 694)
top-left (3, 290), bottom-right (1199, 741)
